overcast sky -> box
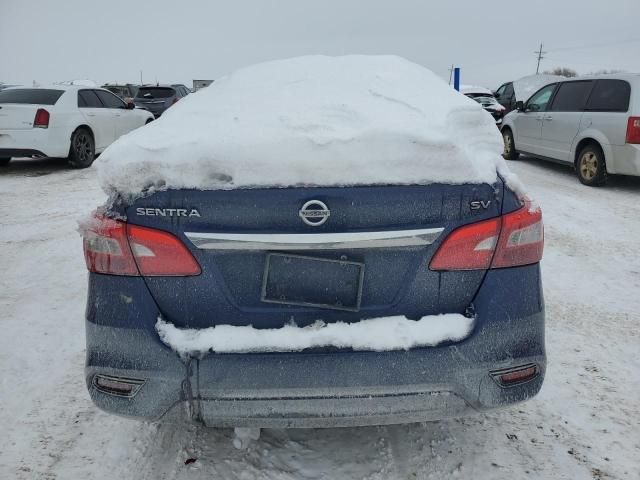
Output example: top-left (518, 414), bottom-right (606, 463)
top-left (1, 0), bottom-right (639, 89)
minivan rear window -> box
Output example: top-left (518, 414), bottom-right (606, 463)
top-left (585, 80), bottom-right (631, 112)
top-left (136, 87), bottom-right (175, 99)
top-left (0, 88), bottom-right (64, 105)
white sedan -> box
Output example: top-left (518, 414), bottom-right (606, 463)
top-left (0, 85), bottom-right (154, 168)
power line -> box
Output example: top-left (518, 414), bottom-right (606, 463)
top-left (547, 38), bottom-right (640, 53)
top-left (543, 55), bottom-right (628, 70)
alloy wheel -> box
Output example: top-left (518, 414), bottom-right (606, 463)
top-left (579, 152), bottom-right (598, 180)
top-left (74, 133), bottom-right (93, 163)
top-left (503, 132), bottom-right (512, 156)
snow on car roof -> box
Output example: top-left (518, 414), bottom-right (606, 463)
top-left (6, 84), bottom-right (87, 92)
top-left (459, 84), bottom-right (493, 95)
top-left (96, 55), bottom-right (518, 197)
top-left (512, 74), bottom-right (565, 101)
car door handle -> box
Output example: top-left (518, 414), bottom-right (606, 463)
top-left (544, 115), bottom-right (553, 121)
top-left (86, 113), bottom-right (96, 117)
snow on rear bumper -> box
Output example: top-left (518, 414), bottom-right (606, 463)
top-left (85, 265), bottom-right (546, 427)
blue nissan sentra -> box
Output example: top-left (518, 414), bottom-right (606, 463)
top-left (82, 55), bottom-right (545, 428)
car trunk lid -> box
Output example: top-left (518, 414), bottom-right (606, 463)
top-left (122, 182), bottom-right (503, 329)
top-left (0, 104), bottom-right (44, 130)
top-left (0, 89), bottom-right (63, 130)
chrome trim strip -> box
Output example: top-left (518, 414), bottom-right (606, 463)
top-left (184, 228), bottom-right (444, 250)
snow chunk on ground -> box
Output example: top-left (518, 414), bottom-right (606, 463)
top-left (96, 55), bottom-right (510, 197)
top-left (155, 314), bottom-right (474, 356)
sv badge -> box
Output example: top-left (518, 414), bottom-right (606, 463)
top-left (470, 200), bottom-right (491, 210)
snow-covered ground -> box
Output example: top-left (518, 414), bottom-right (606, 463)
top-left (0, 157), bottom-right (638, 479)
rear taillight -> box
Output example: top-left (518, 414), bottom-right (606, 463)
top-left (83, 215), bottom-right (201, 276)
top-left (83, 217), bottom-right (138, 275)
top-left (430, 200), bottom-right (543, 271)
top-left (429, 217), bottom-right (501, 270)
top-left (626, 116), bottom-right (640, 144)
top-left (126, 223), bottom-right (201, 276)
top-left (491, 201), bottom-right (544, 268)
top-left (33, 108), bottom-right (50, 128)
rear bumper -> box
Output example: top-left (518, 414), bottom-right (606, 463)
top-left (0, 128), bottom-right (71, 158)
top-left (608, 144), bottom-right (640, 176)
top-left (85, 265), bottom-right (546, 427)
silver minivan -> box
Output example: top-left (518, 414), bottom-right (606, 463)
top-left (501, 74), bottom-right (640, 186)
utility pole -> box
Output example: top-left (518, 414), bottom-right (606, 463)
top-left (534, 43), bottom-right (546, 74)
top-left (140, 70), bottom-right (143, 84)
top-left (448, 64), bottom-right (454, 85)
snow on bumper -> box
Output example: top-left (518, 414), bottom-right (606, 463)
top-left (85, 266), bottom-right (546, 427)
top-left (155, 314), bottom-right (475, 356)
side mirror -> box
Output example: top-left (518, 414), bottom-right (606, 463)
top-left (126, 101), bottom-right (135, 110)
top-left (515, 100), bottom-right (525, 111)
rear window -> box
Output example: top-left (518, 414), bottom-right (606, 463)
top-left (585, 79), bottom-right (631, 112)
top-left (136, 87), bottom-right (175, 99)
top-left (0, 88), bottom-right (64, 105)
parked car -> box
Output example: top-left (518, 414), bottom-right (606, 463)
top-left (102, 84), bottom-right (139, 103)
top-left (0, 83), bottom-right (22, 91)
top-left (495, 74), bottom-right (565, 114)
top-left (501, 74), bottom-right (640, 186)
top-left (82, 56), bottom-right (546, 428)
top-left (134, 85), bottom-right (189, 118)
top-left (171, 84), bottom-right (192, 95)
top-left (0, 86), bottom-right (154, 167)
top-left (460, 85), bottom-right (506, 126)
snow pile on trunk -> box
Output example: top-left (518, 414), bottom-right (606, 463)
top-left (512, 74), bottom-right (565, 102)
top-left (96, 55), bottom-right (512, 197)
top-left (156, 314), bottom-right (474, 356)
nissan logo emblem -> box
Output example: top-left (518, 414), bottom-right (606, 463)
top-left (299, 200), bottom-right (330, 226)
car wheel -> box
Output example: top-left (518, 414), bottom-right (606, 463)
top-left (577, 144), bottom-right (607, 186)
top-left (502, 129), bottom-right (519, 160)
top-left (0, 157), bottom-right (10, 167)
top-left (68, 128), bottom-right (95, 169)
top-left (145, 118), bottom-right (153, 124)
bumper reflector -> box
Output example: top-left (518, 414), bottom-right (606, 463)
top-left (93, 374), bottom-right (145, 397)
top-left (490, 364), bottom-right (539, 387)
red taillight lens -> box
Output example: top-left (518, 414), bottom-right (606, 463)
top-left (430, 200), bottom-right (543, 271)
top-left (626, 116), bottom-right (640, 144)
top-left (82, 215), bottom-right (200, 276)
top-left (83, 217), bottom-right (139, 275)
top-left (491, 201), bottom-right (543, 268)
top-left (33, 108), bottom-right (50, 128)
top-left (429, 217), bottom-right (501, 271)
top-left (126, 224), bottom-right (201, 276)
